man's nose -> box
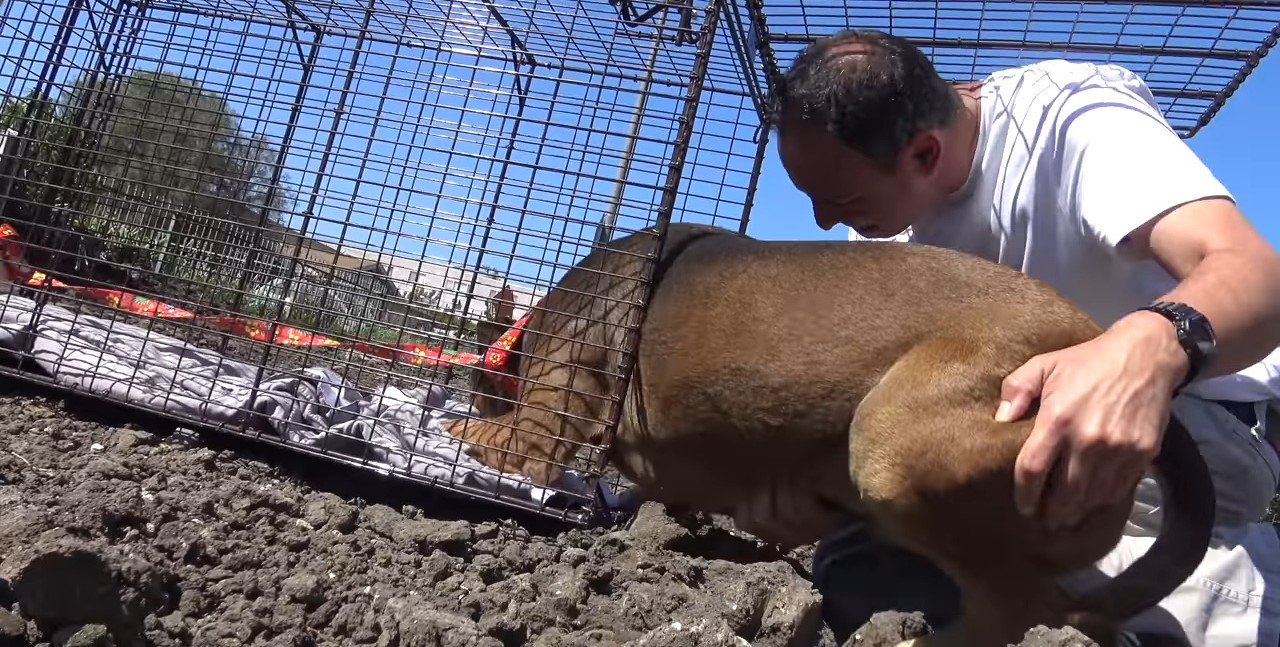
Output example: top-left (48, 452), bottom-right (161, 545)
top-left (812, 206), bottom-right (841, 231)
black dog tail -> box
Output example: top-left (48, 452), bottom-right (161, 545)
top-left (1065, 415), bottom-right (1215, 629)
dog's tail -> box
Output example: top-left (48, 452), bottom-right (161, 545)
top-left (1065, 414), bottom-right (1215, 628)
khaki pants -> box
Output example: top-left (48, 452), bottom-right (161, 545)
top-left (812, 394), bottom-right (1280, 646)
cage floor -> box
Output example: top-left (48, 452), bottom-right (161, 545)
top-left (0, 290), bottom-right (632, 524)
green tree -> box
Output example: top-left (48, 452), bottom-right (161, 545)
top-left (0, 68), bottom-right (295, 233)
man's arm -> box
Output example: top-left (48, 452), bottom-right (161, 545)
top-left (1062, 94), bottom-right (1280, 386)
top-left (1000, 85), bottom-right (1280, 527)
top-left (1117, 196), bottom-right (1280, 384)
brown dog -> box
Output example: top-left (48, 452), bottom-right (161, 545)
top-left (441, 222), bottom-right (1214, 647)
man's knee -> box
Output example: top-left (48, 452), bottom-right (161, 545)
top-left (811, 524), bottom-right (961, 642)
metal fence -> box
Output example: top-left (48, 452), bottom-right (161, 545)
top-left (0, 0), bottom-right (1276, 526)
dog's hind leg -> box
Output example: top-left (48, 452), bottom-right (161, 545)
top-left (846, 336), bottom-right (1135, 647)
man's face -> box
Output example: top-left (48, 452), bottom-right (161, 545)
top-left (777, 119), bottom-right (946, 238)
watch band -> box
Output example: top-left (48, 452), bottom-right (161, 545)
top-left (1135, 301), bottom-right (1217, 390)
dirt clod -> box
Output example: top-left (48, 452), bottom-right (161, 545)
top-left (1016, 626), bottom-right (1100, 647)
top-left (0, 609), bottom-right (28, 647)
top-left (0, 533), bottom-right (172, 646)
top-left (844, 611), bottom-right (931, 646)
top-left (54, 624), bottom-right (115, 647)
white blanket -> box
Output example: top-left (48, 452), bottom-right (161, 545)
top-left (0, 293), bottom-right (625, 516)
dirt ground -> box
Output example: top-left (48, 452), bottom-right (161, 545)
top-left (0, 371), bottom-right (1114, 647)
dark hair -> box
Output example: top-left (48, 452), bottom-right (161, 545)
top-left (775, 29), bottom-right (962, 167)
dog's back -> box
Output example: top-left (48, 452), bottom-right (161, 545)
top-left (615, 230), bottom-right (1098, 502)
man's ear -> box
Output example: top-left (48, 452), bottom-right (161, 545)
top-left (902, 130), bottom-right (944, 176)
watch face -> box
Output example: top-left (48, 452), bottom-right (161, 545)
top-left (1142, 302), bottom-right (1216, 382)
top-left (1183, 309), bottom-right (1216, 347)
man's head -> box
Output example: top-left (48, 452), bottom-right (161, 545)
top-left (774, 29), bottom-right (972, 237)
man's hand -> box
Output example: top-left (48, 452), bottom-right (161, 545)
top-left (995, 311), bottom-right (1190, 530)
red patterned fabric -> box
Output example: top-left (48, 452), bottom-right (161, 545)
top-left (0, 222), bottom-right (531, 395)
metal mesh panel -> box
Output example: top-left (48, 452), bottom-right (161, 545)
top-left (744, 0), bottom-right (1280, 137)
top-left (0, 0), bottom-right (764, 524)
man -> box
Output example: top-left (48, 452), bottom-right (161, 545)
top-left (767, 29), bottom-right (1280, 646)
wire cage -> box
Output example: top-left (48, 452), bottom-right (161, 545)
top-left (0, 0), bottom-right (1277, 527)
top-left (0, 0), bottom-right (768, 525)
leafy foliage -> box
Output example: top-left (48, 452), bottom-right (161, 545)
top-left (0, 68), bottom-right (295, 234)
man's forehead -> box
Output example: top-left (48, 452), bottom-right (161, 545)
top-left (780, 121), bottom-right (843, 158)
top-left (778, 112), bottom-right (835, 144)
top-left (781, 139), bottom-right (856, 197)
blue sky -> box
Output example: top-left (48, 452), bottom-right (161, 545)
top-left (1173, 58), bottom-right (1280, 248)
top-left (2, 0), bottom-right (1277, 297)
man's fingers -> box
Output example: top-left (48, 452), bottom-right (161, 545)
top-left (1112, 461), bottom-right (1149, 505)
top-left (1013, 421), bottom-right (1063, 518)
top-left (1045, 444), bottom-right (1099, 529)
top-left (997, 356), bottom-right (1050, 422)
top-left (1046, 441), bottom-right (1147, 529)
top-left (1098, 455), bottom-right (1150, 508)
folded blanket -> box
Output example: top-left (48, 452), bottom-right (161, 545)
top-left (0, 293), bottom-right (625, 516)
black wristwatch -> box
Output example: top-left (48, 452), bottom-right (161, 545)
top-left (1136, 301), bottom-right (1217, 390)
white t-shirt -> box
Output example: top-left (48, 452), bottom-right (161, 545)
top-left (849, 59), bottom-right (1280, 403)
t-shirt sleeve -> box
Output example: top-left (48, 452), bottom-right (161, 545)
top-left (1055, 89), bottom-right (1234, 249)
top-left (847, 226), bottom-right (913, 243)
